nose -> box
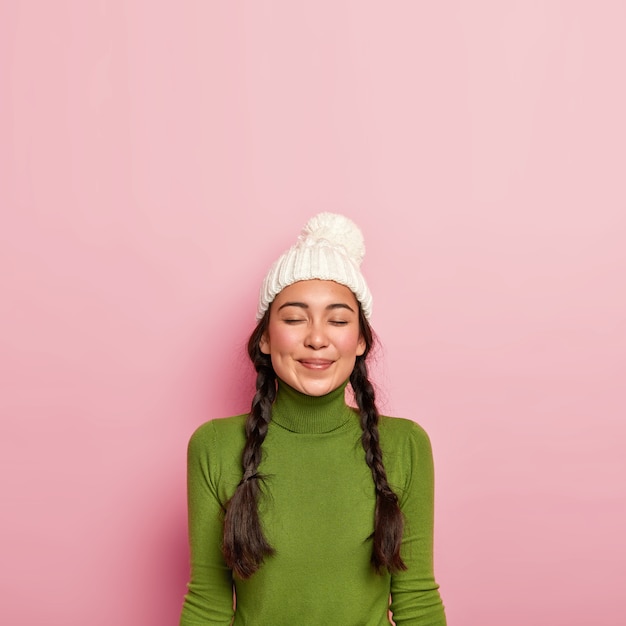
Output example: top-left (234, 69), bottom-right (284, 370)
top-left (305, 322), bottom-right (329, 350)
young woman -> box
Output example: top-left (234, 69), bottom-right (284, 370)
top-left (180, 213), bottom-right (446, 625)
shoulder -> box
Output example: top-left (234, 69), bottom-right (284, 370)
top-left (379, 414), bottom-right (433, 453)
top-left (378, 416), bottom-right (436, 500)
top-left (186, 414), bottom-right (248, 497)
top-left (188, 414), bottom-right (248, 460)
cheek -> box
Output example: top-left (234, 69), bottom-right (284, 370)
top-left (337, 330), bottom-right (364, 356)
top-left (266, 324), bottom-right (296, 354)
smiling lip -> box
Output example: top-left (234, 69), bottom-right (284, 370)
top-left (298, 359), bottom-right (334, 370)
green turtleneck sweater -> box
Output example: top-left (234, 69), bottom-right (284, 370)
top-left (180, 382), bottom-right (446, 625)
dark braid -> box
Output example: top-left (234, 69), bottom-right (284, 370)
top-left (222, 312), bottom-right (276, 579)
top-left (350, 310), bottom-right (407, 574)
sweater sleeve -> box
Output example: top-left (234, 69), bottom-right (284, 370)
top-left (179, 421), bottom-right (235, 626)
top-left (389, 421), bottom-right (447, 626)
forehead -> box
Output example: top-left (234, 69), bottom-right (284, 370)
top-left (272, 280), bottom-right (359, 308)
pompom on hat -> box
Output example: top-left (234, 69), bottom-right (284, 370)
top-left (257, 213), bottom-right (373, 320)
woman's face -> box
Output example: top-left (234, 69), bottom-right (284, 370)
top-left (260, 279), bottom-right (366, 397)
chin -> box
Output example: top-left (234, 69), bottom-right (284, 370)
top-left (298, 379), bottom-right (340, 397)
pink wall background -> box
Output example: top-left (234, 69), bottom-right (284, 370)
top-left (1, 2), bottom-right (625, 625)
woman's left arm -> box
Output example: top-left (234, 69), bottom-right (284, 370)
top-left (388, 420), bottom-right (447, 626)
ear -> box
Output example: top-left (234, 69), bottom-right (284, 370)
top-left (356, 334), bottom-right (366, 357)
top-left (259, 331), bottom-right (271, 355)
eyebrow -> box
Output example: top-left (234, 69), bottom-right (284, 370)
top-left (277, 301), bottom-right (356, 313)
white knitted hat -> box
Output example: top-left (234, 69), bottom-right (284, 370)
top-left (257, 213), bottom-right (373, 320)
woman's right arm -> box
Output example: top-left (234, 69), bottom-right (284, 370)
top-left (180, 421), bottom-right (235, 626)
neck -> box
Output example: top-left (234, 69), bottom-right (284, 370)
top-left (271, 380), bottom-right (356, 434)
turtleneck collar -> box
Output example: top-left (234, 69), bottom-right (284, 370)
top-left (271, 380), bottom-right (356, 434)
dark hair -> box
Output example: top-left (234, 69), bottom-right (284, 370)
top-left (222, 307), bottom-right (406, 579)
